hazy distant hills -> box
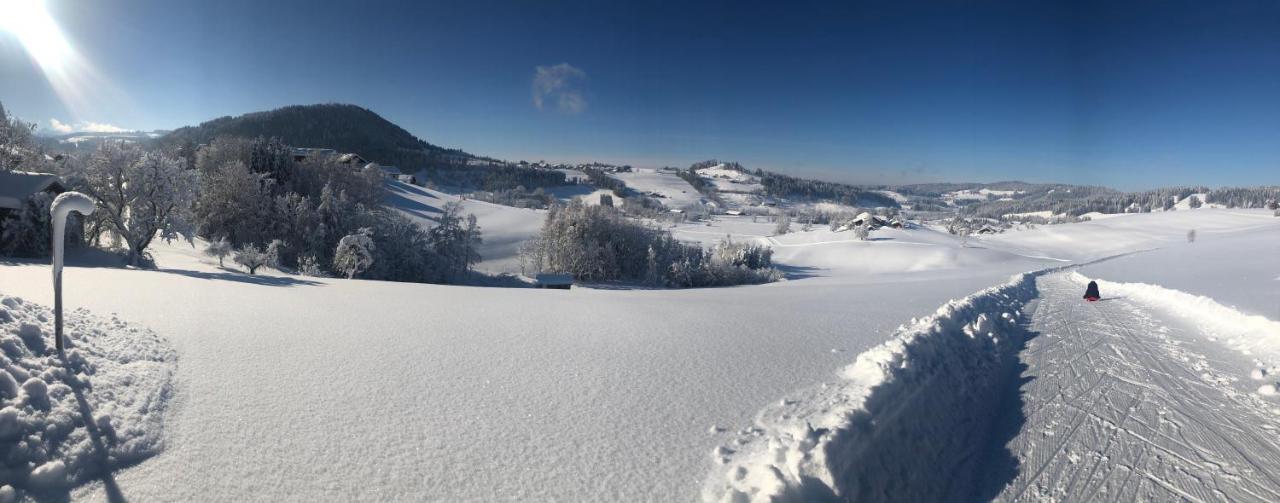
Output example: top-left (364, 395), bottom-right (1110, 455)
top-left (160, 104), bottom-right (474, 168)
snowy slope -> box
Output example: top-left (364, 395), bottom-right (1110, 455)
top-left (697, 164), bottom-right (763, 193)
top-left (385, 181), bottom-right (546, 274)
top-left (1079, 224), bottom-right (1280, 319)
top-left (980, 209), bottom-right (1278, 262)
top-left (611, 168), bottom-right (704, 209)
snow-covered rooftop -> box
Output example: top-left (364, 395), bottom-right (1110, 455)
top-left (0, 171), bottom-right (63, 210)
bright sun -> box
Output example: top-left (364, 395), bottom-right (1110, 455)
top-left (0, 0), bottom-right (73, 72)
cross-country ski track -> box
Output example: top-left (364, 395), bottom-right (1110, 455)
top-left (707, 267), bottom-right (1280, 502)
top-left (994, 273), bottom-right (1280, 502)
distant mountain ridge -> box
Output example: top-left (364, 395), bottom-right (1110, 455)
top-left (161, 104), bottom-right (473, 169)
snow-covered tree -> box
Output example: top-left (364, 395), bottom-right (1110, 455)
top-left (192, 160), bottom-right (274, 246)
top-left (428, 202), bottom-right (482, 279)
top-left (204, 236), bottom-right (232, 267)
top-left (1188, 195), bottom-right (1202, 209)
top-left (234, 244), bottom-right (270, 274)
top-left (265, 239), bottom-right (287, 269)
top-left (0, 101), bottom-right (37, 173)
top-left (297, 254), bottom-right (328, 277)
top-left (334, 228), bottom-right (375, 279)
top-left (76, 142), bottom-right (196, 265)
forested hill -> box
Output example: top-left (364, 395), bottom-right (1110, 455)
top-left (161, 104), bottom-right (473, 169)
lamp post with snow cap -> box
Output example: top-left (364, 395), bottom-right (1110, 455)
top-left (51, 192), bottom-right (96, 353)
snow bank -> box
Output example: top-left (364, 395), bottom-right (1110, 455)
top-left (1069, 272), bottom-right (1280, 379)
top-left (0, 294), bottom-right (176, 499)
top-left (704, 273), bottom-right (1039, 501)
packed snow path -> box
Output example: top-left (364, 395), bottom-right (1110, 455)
top-left (995, 273), bottom-right (1280, 502)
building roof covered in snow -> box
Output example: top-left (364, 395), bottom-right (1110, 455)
top-left (0, 171), bottom-right (64, 210)
top-left (291, 147), bottom-right (337, 160)
top-left (337, 153), bottom-right (368, 165)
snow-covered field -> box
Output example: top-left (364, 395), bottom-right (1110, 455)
top-left (1, 206), bottom-right (1277, 501)
top-left (696, 164), bottom-right (764, 193)
top-left (611, 168), bottom-right (704, 209)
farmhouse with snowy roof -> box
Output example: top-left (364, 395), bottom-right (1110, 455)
top-left (0, 171), bottom-right (75, 256)
top-left (0, 171), bottom-right (64, 212)
top-left (850, 212), bottom-right (890, 229)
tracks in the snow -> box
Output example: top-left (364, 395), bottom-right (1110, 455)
top-left (994, 273), bottom-right (1280, 502)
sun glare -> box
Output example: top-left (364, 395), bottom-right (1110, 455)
top-left (0, 0), bottom-right (124, 119)
top-left (0, 0), bottom-right (73, 72)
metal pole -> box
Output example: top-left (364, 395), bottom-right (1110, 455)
top-left (50, 192), bottom-right (96, 354)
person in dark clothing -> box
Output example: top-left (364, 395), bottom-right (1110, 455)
top-left (1083, 280), bottom-right (1101, 301)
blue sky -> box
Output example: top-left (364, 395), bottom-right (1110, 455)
top-left (2, 0), bottom-right (1278, 189)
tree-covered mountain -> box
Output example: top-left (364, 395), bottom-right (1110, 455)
top-left (161, 104), bottom-right (473, 169)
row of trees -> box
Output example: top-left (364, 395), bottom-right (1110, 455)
top-left (0, 111), bottom-right (484, 283)
top-left (519, 201), bottom-right (780, 287)
top-left (183, 137), bottom-right (482, 281)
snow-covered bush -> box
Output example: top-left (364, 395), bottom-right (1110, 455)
top-left (203, 236), bottom-right (232, 267)
top-left (0, 192), bottom-right (62, 258)
top-left (73, 142), bottom-right (195, 266)
top-left (774, 214), bottom-right (791, 235)
top-left (296, 255), bottom-right (328, 277)
top-left (333, 229), bottom-right (375, 279)
top-left (521, 201), bottom-right (779, 287)
top-left (265, 239), bottom-right (286, 269)
top-left (0, 294), bottom-right (176, 499)
top-left (233, 244), bottom-right (270, 274)
top-left (854, 220), bottom-right (871, 241)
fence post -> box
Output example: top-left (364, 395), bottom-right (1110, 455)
top-left (50, 192), bottom-right (96, 354)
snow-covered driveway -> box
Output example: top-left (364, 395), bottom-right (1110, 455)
top-left (996, 273), bottom-right (1280, 502)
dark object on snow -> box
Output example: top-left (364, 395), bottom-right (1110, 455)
top-left (1083, 281), bottom-right (1101, 302)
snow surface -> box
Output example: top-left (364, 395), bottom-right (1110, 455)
top-left (980, 208), bottom-right (1278, 262)
top-left (697, 165), bottom-right (763, 193)
top-left (0, 236), bottom-right (1041, 501)
top-left (1080, 223), bottom-right (1280, 319)
top-left (706, 269), bottom-right (1280, 501)
top-left (0, 295), bottom-right (176, 500)
top-left (1, 203), bottom-right (1276, 501)
top-left (610, 168), bottom-right (704, 209)
top-left (994, 274), bottom-right (1280, 501)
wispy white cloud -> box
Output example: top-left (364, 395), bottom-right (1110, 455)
top-left (48, 118), bottom-right (132, 135)
top-left (49, 118), bottom-right (74, 134)
top-left (532, 63), bottom-right (588, 114)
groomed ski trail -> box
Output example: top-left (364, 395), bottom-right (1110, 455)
top-left (995, 273), bottom-right (1280, 502)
